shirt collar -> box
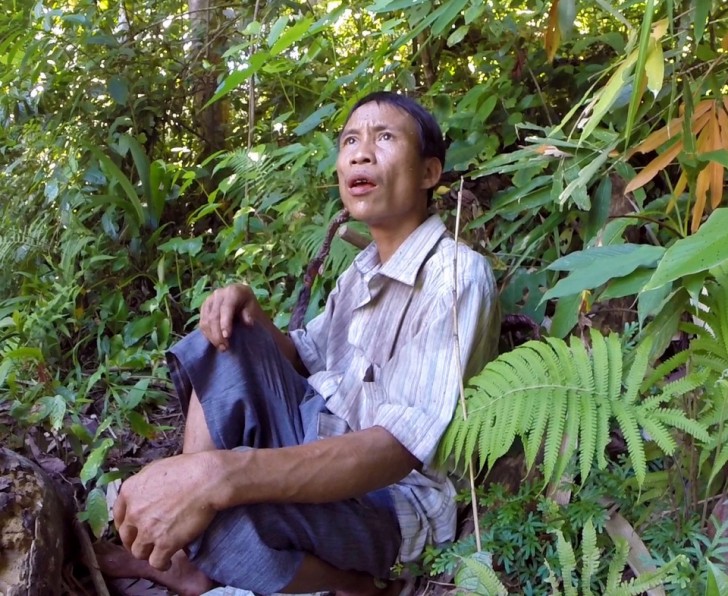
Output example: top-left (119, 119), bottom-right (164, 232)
top-left (353, 215), bottom-right (447, 286)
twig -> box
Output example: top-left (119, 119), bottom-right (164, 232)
top-left (247, 0), bottom-right (262, 151)
top-left (73, 518), bottom-right (111, 596)
top-left (452, 177), bottom-right (482, 552)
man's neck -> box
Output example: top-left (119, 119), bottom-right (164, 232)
top-left (369, 215), bottom-right (428, 264)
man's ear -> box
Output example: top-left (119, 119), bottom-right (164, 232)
top-left (420, 157), bottom-right (443, 191)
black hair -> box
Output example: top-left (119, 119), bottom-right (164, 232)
top-left (343, 91), bottom-right (446, 201)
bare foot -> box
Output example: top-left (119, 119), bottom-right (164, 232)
top-left (94, 541), bottom-right (214, 596)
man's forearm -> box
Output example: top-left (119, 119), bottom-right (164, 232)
top-left (208, 426), bottom-right (419, 510)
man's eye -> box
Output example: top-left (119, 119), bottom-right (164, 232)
top-left (381, 132), bottom-right (392, 140)
top-left (343, 137), bottom-right (356, 145)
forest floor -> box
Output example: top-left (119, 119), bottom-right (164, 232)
top-left (1, 396), bottom-right (459, 596)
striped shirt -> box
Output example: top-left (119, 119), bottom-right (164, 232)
top-left (289, 214), bottom-right (500, 562)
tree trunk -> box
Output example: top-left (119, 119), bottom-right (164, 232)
top-left (0, 448), bottom-right (68, 596)
top-left (188, 0), bottom-right (229, 157)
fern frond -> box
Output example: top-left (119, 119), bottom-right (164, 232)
top-left (606, 537), bottom-right (630, 590)
top-left (617, 554), bottom-right (687, 594)
top-left (595, 400), bottom-right (611, 469)
top-left (640, 349), bottom-right (690, 393)
top-left (544, 561), bottom-right (562, 595)
top-left (622, 336), bottom-right (652, 404)
top-left (692, 353), bottom-right (728, 377)
top-left (581, 518), bottom-right (600, 596)
top-left (637, 417), bottom-right (677, 455)
top-left (579, 383), bottom-right (598, 482)
top-left (652, 409), bottom-right (710, 442)
top-left (543, 385), bottom-right (568, 485)
top-left (654, 369), bottom-right (709, 403)
top-left (454, 552), bottom-right (508, 596)
top-left (707, 442), bottom-right (728, 489)
top-left (590, 329), bottom-right (610, 400)
top-left (554, 529), bottom-right (578, 596)
top-left (612, 401), bottom-right (647, 486)
top-left (525, 392), bottom-right (550, 470)
top-left (606, 332), bottom-right (623, 401)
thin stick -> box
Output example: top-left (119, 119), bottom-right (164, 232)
top-left (73, 518), bottom-right (111, 596)
top-left (452, 177), bottom-right (482, 552)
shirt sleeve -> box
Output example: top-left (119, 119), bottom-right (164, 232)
top-left (288, 281), bottom-right (340, 375)
top-left (366, 258), bottom-right (499, 466)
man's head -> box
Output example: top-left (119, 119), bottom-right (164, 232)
top-left (336, 92), bottom-right (445, 233)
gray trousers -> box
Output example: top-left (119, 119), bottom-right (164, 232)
top-left (166, 323), bottom-right (401, 593)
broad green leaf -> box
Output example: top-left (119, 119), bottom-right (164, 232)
top-left (601, 267), bottom-right (654, 300)
top-left (83, 487), bottom-right (110, 538)
top-left (707, 560), bottom-right (728, 596)
top-left (0, 359), bottom-right (13, 388)
top-left (550, 293), bottom-right (581, 338)
top-left (205, 52), bottom-right (268, 108)
top-left (624, 6), bottom-right (657, 147)
top-left (89, 146), bottom-right (146, 228)
top-left (269, 17), bottom-right (313, 56)
top-left (431, 0), bottom-right (469, 36)
top-left (580, 50), bottom-right (638, 141)
top-left (644, 43), bottom-right (664, 97)
top-left (447, 25), bottom-right (469, 46)
top-left (544, 245), bottom-right (664, 301)
top-left (128, 411), bottom-right (157, 439)
top-left (158, 236), bottom-right (203, 256)
top-left (584, 175), bottom-right (612, 242)
top-left (124, 378), bottom-right (150, 410)
top-left (108, 75), bottom-right (128, 105)
top-left (558, 144), bottom-right (614, 208)
top-left (694, 0), bottom-right (711, 43)
top-left (644, 208), bottom-right (728, 290)
top-left (266, 16), bottom-right (289, 47)
top-left (123, 316), bottom-right (157, 347)
top-left (118, 133), bottom-right (151, 202)
top-left (638, 282), bottom-right (672, 325)
top-left (80, 438), bottom-right (114, 486)
top-left (294, 103), bottom-right (337, 136)
top-left (149, 159), bottom-right (166, 225)
top-left (4, 346), bottom-right (43, 361)
top-left (699, 150), bottom-right (728, 168)
top-left (557, 0), bottom-right (577, 38)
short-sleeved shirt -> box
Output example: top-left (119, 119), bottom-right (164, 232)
top-left (289, 214), bottom-right (500, 561)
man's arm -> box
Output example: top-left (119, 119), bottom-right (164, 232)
top-left (213, 425), bottom-right (419, 507)
top-left (114, 428), bottom-right (418, 569)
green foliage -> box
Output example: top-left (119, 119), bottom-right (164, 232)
top-left (455, 551), bottom-right (508, 596)
top-left (438, 329), bottom-right (709, 488)
top-left (2, 0), bottom-right (728, 584)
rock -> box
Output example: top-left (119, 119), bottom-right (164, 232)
top-left (0, 448), bottom-right (68, 596)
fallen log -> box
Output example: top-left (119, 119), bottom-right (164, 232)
top-left (0, 448), bottom-right (68, 596)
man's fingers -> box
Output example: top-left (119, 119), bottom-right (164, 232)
top-left (219, 294), bottom-right (235, 341)
top-left (200, 292), bottom-right (226, 349)
top-left (130, 539), bottom-right (154, 561)
top-left (112, 492), bottom-right (127, 527)
top-left (118, 523), bottom-right (138, 551)
top-left (148, 544), bottom-right (174, 571)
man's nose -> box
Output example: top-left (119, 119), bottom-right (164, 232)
top-left (350, 138), bottom-right (375, 164)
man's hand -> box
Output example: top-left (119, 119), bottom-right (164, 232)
top-left (113, 453), bottom-right (218, 570)
top-left (200, 284), bottom-right (262, 351)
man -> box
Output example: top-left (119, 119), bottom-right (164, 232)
top-left (102, 92), bottom-right (499, 595)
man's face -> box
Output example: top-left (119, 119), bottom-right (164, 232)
top-left (336, 102), bottom-right (440, 232)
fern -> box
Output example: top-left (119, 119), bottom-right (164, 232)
top-left (553, 529), bottom-right (578, 596)
top-left (580, 519), bottom-right (600, 596)
top-left (438, 330), bottom-right (709, 488)
top-left (454, 551), bottom-right (508, 596)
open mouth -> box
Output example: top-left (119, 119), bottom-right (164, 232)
top-left (347, 175), bottom-right (377, 191)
